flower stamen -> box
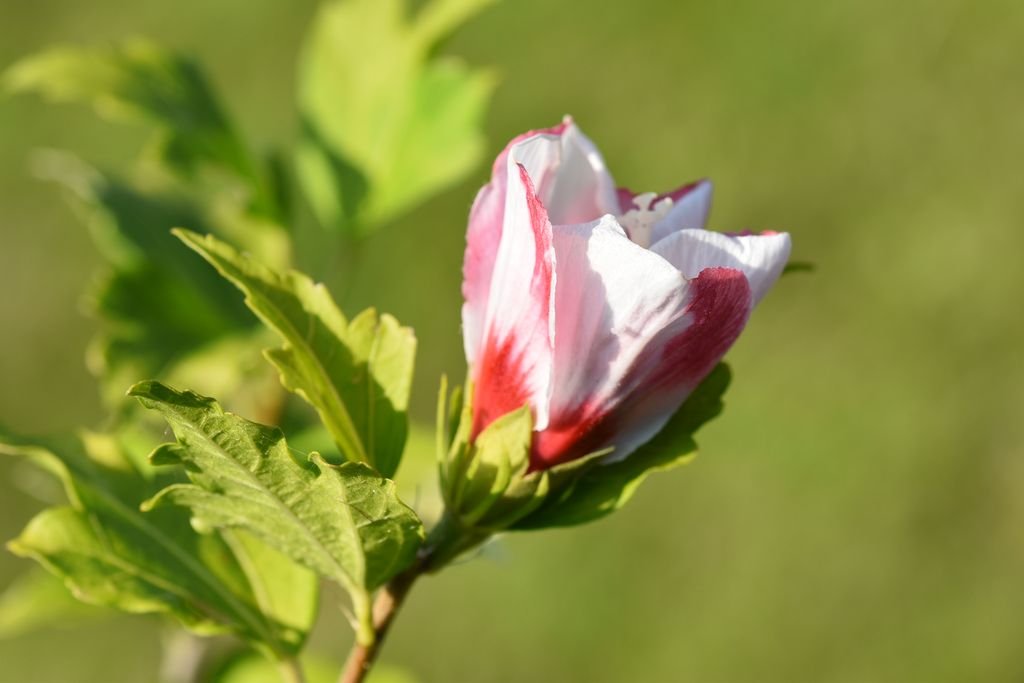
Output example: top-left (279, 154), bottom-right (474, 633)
top-left (618, 192), bottom-right (674, 248)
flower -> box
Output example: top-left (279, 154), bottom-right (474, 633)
top-left (462, 117), bottom-right (790, 470)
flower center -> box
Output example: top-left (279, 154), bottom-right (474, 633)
top-left (617, 192), bottom-right (674, 248)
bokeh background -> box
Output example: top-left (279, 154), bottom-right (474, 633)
top-left (2, 0), bottom-right (1023, 681)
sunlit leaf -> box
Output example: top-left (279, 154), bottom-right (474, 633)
top-left (1, 431), bottom-right (315, 657)
top-left (131, 382), bottom-right (424, 635)
top-left (296, 0), bottom-right (496, 236)
top-left (175, 229), bottom-right (416, 477)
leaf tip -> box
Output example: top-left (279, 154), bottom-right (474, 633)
top-left (126, 379), bottom-right (159, 398)
top-left (6, 537), bottom-right (28, 558)
top-left (148, 443), bottom-right (184, 467)
top-left (170, 227), bottom-right (204, 248)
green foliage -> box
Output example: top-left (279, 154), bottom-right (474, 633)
top-left (435, 366), bottom-right (730, 535)
top-left (4, 38), bottom-right (294, 416)
top-left (214, 654), bottom-right (336, 683)
top-left (130, 381), bottom-right (424, 642)
top-left (176, 230), bottom-right (416, 477)
top-left (296, 0), bottom-right (496, 236)
top-left (1, 431), bottom-right (317, 658)
top-left (2, 3), bottom-right (493, 436)
top-left (1, 3), bottom-right (503, 677)
top-left (440, 401), bottom-right (550, 531)
top-left (3, 39), bottom-right (276, 217)
top-left (514, 364), bottom-right (733, 529)
top-left (29, 152), bottom-right (258, 406)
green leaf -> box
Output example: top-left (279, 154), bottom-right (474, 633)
top-left (452, 407), bottom-right (526, 523)
top-left (782, 260), bottom-right (815, 276)
top-left (215, 530), bottom-right (319, 654)
top-left (296, 0), bottom-right (496, 236)
top-left (291, 418), bottom-right (444, 525)
top-left (30, 151), bottom-right (256, 405)
top-left (130, 381), bottom-right (424, 639)
top-left (438, 400), bottom-right (549, 533)
top-left (175, 229), bottom-right (416, 477)
top-left (0, 569), bottom-right (107, 639)
top-left (89, 265), bottom-right (252, 407)
top-left (1, 432), bottom-right (313, 656)
top-left (214, 654), bottom-right (337, 683)
top-left (513, 363), bottom-right (733, 529)
top-left (4, 40), bottom-right (273, 214)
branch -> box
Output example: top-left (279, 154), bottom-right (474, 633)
top-left (338, 565), bottom-right (419, 683)
top-left (337, 514), bottom-right (490, 683)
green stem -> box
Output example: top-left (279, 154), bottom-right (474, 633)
top-left (337, 564), bottom-right (420, 683)
top-left (337, 514), bottom-right (490, 683)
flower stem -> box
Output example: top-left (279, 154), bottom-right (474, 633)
top-left (338, 565), bottom-right (420, 683)
top-left (337, 514), bottom-right (491, 683)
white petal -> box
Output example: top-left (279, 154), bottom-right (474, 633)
top-left (462, 121), bottom-right (572, 366)
top-left (651, 229), bottom-right (791, 305)
top-left (510, 122), bottom-right (620, 225)
top-left (648, 179), bottom-right (714, 244)
top-left (533, 216), bottom-right (691, 465)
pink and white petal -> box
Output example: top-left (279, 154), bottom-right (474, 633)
top-left (471, 162), bottom-right (557, 439)
top-left (650, 229), bottom-right (791, 305)
top-left (532, 216), bottom-right (693, 468)
top-left (506, 133), bottom-right (565, 203)
top-left (596, 267), bottom-right (751, 462)
top-left (462, 182), bottom-right (504, 366)
top-left (647, 179), bottom-right (714, 243)
top-left (477, 120), bottom-right (616, 234)
top-left (462, 121), bottom-right (569, 365)
top-left (538, 123), bottom-right (621, 224)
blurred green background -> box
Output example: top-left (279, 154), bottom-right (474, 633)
top-left (2, 0), bottom-right (1023, 681)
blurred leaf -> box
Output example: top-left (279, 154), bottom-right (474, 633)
top-left (89, 264), bottom-right (249, 407)
top-left (1, 432), bottom-right (314, 657)
top-left (217, 530), bottom-right (319, 656)
top-left (30, 151), bottom-right (257, 405)
top-left (176, 229), bottom-right (416, 477)
top-left (395, 419), bottom-right (443, 522)
top-left (513, 364), bottom-right (732, 529)
top-left (4, 39), bottom-right (277, 217)
top-left (214, 653), bottom-right (335, 683)
top-left (131, 381), bottom-right (424, 639)
top-left (782, 261), bottom-right (815, 275)
top-left (296, 0), bottom-right (496, 236)
top-left (0, 568), bottom-right (107, 639)
top-left (155, 328), bottom-right (284, 424)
